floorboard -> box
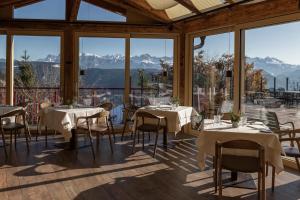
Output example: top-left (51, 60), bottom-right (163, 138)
top-left (0, 132), bottom-right (299, 200)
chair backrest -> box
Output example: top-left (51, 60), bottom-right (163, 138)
top-left (135, 111), bottom-right (163, 130)
top-left (0, 109), bottom-right (27, 126)
top-left (123, 103), bottom-right (139, 119)
top-left (99, 102), bottom-right (113, 111)
top-left (215, 140), bottom-right (265, 173)
top-left (265, 111), bottom-right (280, 131)
top-left (86, 110), bottom-right (109, 120)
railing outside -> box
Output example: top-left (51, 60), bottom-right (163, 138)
top-left (0, 87), bottom-right (160, 125)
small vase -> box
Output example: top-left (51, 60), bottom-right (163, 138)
top-left (232, 121), bottom-right (239, 128)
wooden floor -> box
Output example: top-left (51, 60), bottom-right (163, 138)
top-left (0, 132), bottom-right (299, 200)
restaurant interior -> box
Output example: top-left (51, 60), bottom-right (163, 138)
top-left (0, 0), bottom-right (299, 199)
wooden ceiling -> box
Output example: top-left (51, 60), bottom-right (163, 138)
top-left (0, 0), bottom-right (262, 24)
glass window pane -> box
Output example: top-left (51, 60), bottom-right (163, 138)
top-left (13, 36), bottom-right (61, 124)
top-left (243, 21), bottom-right (300, 127)
top-left (79, 37), bottom-right (125, 124)
top-left (78, 1), bottom-right (126, 22)
top-left (130, 38), bottom-right (174, 107)
top-left (192, 32), bottom-right (234, 121)
top-left (14, 0), bottom-right (66, 20)
top-left (0, 35), bottom-right (6, 104)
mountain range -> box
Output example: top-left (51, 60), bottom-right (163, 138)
top-left (37, 53), bottom-right (173, 69)
top-left (0, 54), bottom-right (300, 89)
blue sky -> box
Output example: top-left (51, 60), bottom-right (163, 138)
top-left (2, 0), bottom-right (300, 65)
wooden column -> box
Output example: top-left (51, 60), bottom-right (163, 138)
top-left (63, 29), bottom-right (76, 103)
top-left (178, 32), bottom-right (185, 103)
top-left (6, 34), bottom-right (13, 105)
top-left (233, 29), bottom-right (245, 114)
top-left (0, 5), bottom-right (14, 105)
top-left (124, 37), bottom-right (130, 105)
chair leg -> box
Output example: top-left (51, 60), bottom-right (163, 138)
top-left (272, 165), bottom-right (275, 192)
top-left (110, 119), bottom-right (115, 143)
top-left (27, 127), bottom-right (32, 141)
top-left (265, 162), bottom-right (269, 176)
top-left (262, 169), bottom-right (266, 200)
top-left (214, 156), bottom-right (217, 193)
top-left (148, 132), bottom-right (150, 142)
top-left (108, 132), bottom-right (114, 154)
top-left (132, 131), bottom-right (137, 154)
top-left (137, 131), bottom-right (140, 144)
top-left (1, 129), bottom-right (7, 159)
top-left (36, 118), bottom-right (40, 141)
top-left (258, 172), bottom-right (261, 200)
top-left (14, 130), bottom-right (17, 149)
top-left (10, 130), bottom-right (12, 147)
top-left (88, 131), bottom-right (95, 160)
top-left (218, 167), bottom-right (222, 199)
top-left (45, 126), bottom-right (48, 147)
top-left (296, 158), bottom-right (300, 172)
top-left (153, 131), bottom-right (159, 158)
top-left (142, 131), bottom-right (145, 150)
top-left (24, 127), bottom-right (30, 152)
top-left (121, 121), bottom-right (127, 141)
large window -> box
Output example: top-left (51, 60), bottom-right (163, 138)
top-left (0, 35), bottom-right (6, 104)
top-left (192, 32), bottom-right (234, 119)
top-left (79, 37), bottom-right (125, 124)
top-left (130, 38), bottom-right (174, 106)
top-left (14, 0), bottom-right (66, 20)
top-left (77, 1), bottom-right (126, 22)
top-left (13, 35), bottom-right (61, 123)
top-left (242, 21), bottom-right (300, 127)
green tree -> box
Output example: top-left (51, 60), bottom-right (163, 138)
top-left (15, 50), bottom-right (37, 88)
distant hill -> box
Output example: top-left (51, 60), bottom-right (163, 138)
top-left (0, 55), bottom-right (300, 90)
top-left (246, 56), bottom-right (300, 90)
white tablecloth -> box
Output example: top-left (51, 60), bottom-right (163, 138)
top-left (39, 106), bottom-right (103, 141)
top-left (197, 120), bottom-right (284, 173)
top-left (133, 106), bottom-right (198, 134)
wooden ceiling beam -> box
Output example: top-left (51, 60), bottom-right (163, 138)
top-left (83, 0), bottom-right (126, 16)
top-left (14, 0), bottom-right (42, 8)
top-left (0, 0), bottom-right (24, 7)
top-left (181, 0), bottom-right (300, 33)
top-left (101, 0), bottom-right (171, 23)
top-left (0, 19), bottom-right (179, 33)
top-left (174, 0), bottom-right (200, 14)
top-left (0, 0), bottom-right (41, 8)
top-left (66, 0), bottom-right (81, 22)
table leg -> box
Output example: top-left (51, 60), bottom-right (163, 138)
top-left (231, 171), bottom-right (238, 181)
top-left (69, 129), bottom-right (77, 150)
top-left (163, 127), bottom-right (168, 148)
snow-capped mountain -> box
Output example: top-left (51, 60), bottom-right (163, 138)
top-left (246, 56), bottom-right (300, 76)
top-left (38, 53), bottom-right (173, 69)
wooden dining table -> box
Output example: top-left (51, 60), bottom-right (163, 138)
top-left (39, 105), bottom-right (104, 149)
top-left (197, 119), bottom-right (284, 180)
top-left (133, 105), bottom-right (198, 147)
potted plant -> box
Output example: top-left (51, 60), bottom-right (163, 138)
top-left (170, 96), bottom-right (181, 108)
top-left (230, 112), bottom-right (240, 128)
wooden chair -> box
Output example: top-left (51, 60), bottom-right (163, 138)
top-left (280, 136), bottom-right (300, 172)
top-left (265, 111), bottom-right (295, 139)
top-left (99, 102), bottom-right (115, 142)
top-left (121, 104), bottom-right (139, 141)
top-left (132, 111), bottom-right (167, 157)
top-left (76, 110), bottom-right (114, 160)
top-left (36, 101), bottom-right (52, 145)
top-left (215, 140), bottom-right (266, 200)
top-left (16, 101), bottom-right (32, 140)
top-left (0, 109), bottom-right (31, 158)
